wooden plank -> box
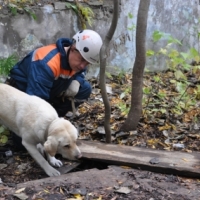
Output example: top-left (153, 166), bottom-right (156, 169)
top-left (57, 161), bottom-right (82, 174)
top-left (77, 140), bottom-right (200, 178)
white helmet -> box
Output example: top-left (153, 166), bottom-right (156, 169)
top-left (72, 29), bottom-right (103, 64)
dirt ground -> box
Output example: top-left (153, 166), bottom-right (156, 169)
top-left (1, 156), bottom-right (200, 200)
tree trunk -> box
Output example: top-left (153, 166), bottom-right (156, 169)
top-left (120, 0), bottom-right (150, 131)
top-left (99, 0), bottom-right (119, 143)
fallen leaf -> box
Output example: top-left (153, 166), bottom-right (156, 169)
top-left (73, 194), bottom-right (83, 199)
top-left (13, 193), bottom-right (28, 200)
top-left (15, 187), bottom-right (26, 194)
top-left (114, 186), bottom-right (131, 194)
top-left (43, 189), bottom-right (50, 193)
top-left (120, 166), bottom-right (132, 169)
top-left (60, 187), bottom-right (64, 195)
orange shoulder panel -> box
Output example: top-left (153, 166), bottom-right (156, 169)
top-left (33, 44), bottom-right (57, 61)
top-left (33, 44), bottom-right (61, 77)
top-left (33, 44), bottom-right (76, 78)
top-left (47, 53), bottom-right (61, 78)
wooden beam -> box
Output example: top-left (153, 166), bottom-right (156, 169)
top-left (77, 140), bottom-right (200, 178)
top-left (58, 161), bottom-right (81, 174)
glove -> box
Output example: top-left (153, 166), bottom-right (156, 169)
top-left (64, 80), bottom-right (80, 97)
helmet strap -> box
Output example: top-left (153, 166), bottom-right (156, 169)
top-left (65, 46), bottom-right (72, 70)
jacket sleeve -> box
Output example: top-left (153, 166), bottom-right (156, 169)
top-left (26, 61), bottom-right (55, 100)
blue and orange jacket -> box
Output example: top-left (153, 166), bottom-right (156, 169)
top-left (9, 38), bottom-right (86, 100)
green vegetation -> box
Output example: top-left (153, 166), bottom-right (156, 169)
top-left (0, 54), bottom-right (18, 145)
top-left (127, 12), bottom-right (136, 31)
top-left (0, 126), bottom-right (10, 146)
top-left (143, 31), bottom-right (200, 123)
top-left (114, 31), bottom-right (200, 128)
top-left (7, 0), bottom-right (37, 20)
top-left (66, 1), bottom-right (94, 29)
top-left (0, 54), bottom-right (18, 76)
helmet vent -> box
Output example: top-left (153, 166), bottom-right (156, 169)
top-left (83, 47), bottom-right (89, 52)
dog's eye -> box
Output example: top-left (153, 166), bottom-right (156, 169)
top-left (64, 145), bottom-right (70, 149)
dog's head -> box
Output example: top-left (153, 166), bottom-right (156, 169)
top-left (44, 118), bottom-right (82, 160)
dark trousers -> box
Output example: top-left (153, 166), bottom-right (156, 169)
top-left (11, 132), bottom-right (26, 151)
top-left (51, 79), bottom-right (92, 117)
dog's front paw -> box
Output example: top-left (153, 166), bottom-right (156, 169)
top-left (49, 156), bottom-right (63, 167)
top-left (46, 165), bottom-right (61, 177)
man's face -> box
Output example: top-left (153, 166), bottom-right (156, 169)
top-left (68, 46), bottom-right (90, 72)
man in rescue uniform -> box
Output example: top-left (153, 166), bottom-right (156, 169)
top-left (6, 29), bottom-right (103, 116)
top-left (6, 29), bottom-right (103, 150)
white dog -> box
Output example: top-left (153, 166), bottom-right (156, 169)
top-left (0, 83), bottom-right (82, 177)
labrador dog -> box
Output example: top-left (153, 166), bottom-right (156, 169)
top-left (0, 83), bottom-right (82, 177)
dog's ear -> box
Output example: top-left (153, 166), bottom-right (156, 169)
top-left (44, 136), bottom-right (58, 157)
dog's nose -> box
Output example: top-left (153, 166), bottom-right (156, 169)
top-left (76, 153), bottom-right (82, 159)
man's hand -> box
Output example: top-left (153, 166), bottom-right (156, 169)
top-left (64, 80), bottom-right (80, 97)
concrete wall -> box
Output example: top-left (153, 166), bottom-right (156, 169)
top-left (0, 0), bottom-right (199, 76)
